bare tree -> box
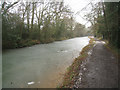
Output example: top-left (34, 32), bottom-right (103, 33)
top-left (26, 2), bottom-right (31, 32)
top-left (31, 2), bottom-right (36, 30)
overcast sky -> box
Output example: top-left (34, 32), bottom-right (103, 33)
top-left (64, 0), bottom-right (96, 27)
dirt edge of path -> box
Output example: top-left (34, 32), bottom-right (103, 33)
top-left (58, 37), bottom-right (95, 88)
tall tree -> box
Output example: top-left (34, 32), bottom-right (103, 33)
top-left (26, 2), bottom-right (30, 32)
top-left (31, 2), bottom-right (36, 30)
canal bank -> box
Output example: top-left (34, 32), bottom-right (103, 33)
top-left (59, 36), bottom-right (95, 88)
top-left (60, 37), bottom-right (118, 88)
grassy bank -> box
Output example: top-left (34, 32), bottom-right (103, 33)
top-left (104, 41), bottom-right (120, 59)
top-left (96, 37), bottom-right (120, 59)
top-left (2, 37), bottom-right (69, 49)
top-left (3, 39), bottom-right (41, 49)
top-left (59, 37), bottom-right (95, 88)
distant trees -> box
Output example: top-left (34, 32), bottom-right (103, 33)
top-left (74, 23), bottom-right (86, 37)
top-left (2, 0), bottom-right (87, 49)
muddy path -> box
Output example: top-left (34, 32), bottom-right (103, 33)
top-left (74, 41), bottom-right (118, 88)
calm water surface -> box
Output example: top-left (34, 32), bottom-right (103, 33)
top-left (3, 36), bottom-right (90, 88)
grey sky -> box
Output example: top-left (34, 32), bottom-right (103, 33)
top-left (64, 0), bottom-right (97, 27)
top-left (64, 0), bottom-right (120, 27)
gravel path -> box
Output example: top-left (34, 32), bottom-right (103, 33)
top-left (74, 41), bottom-right (118, 88)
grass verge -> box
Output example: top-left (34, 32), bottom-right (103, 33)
top-left (104, 41), bottom-right (120, 59)
top-left (59, 36), bottom-right (95, 88)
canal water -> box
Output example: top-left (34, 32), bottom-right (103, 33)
top-left (3, 36), bottom-right (90, 88)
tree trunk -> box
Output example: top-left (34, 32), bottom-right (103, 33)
top-left (102, 2), bottom-right (110, 40)
top-left (27, 2), bottom-right (30, 32)
top-left (31, 2), bottom-right (35, 30)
